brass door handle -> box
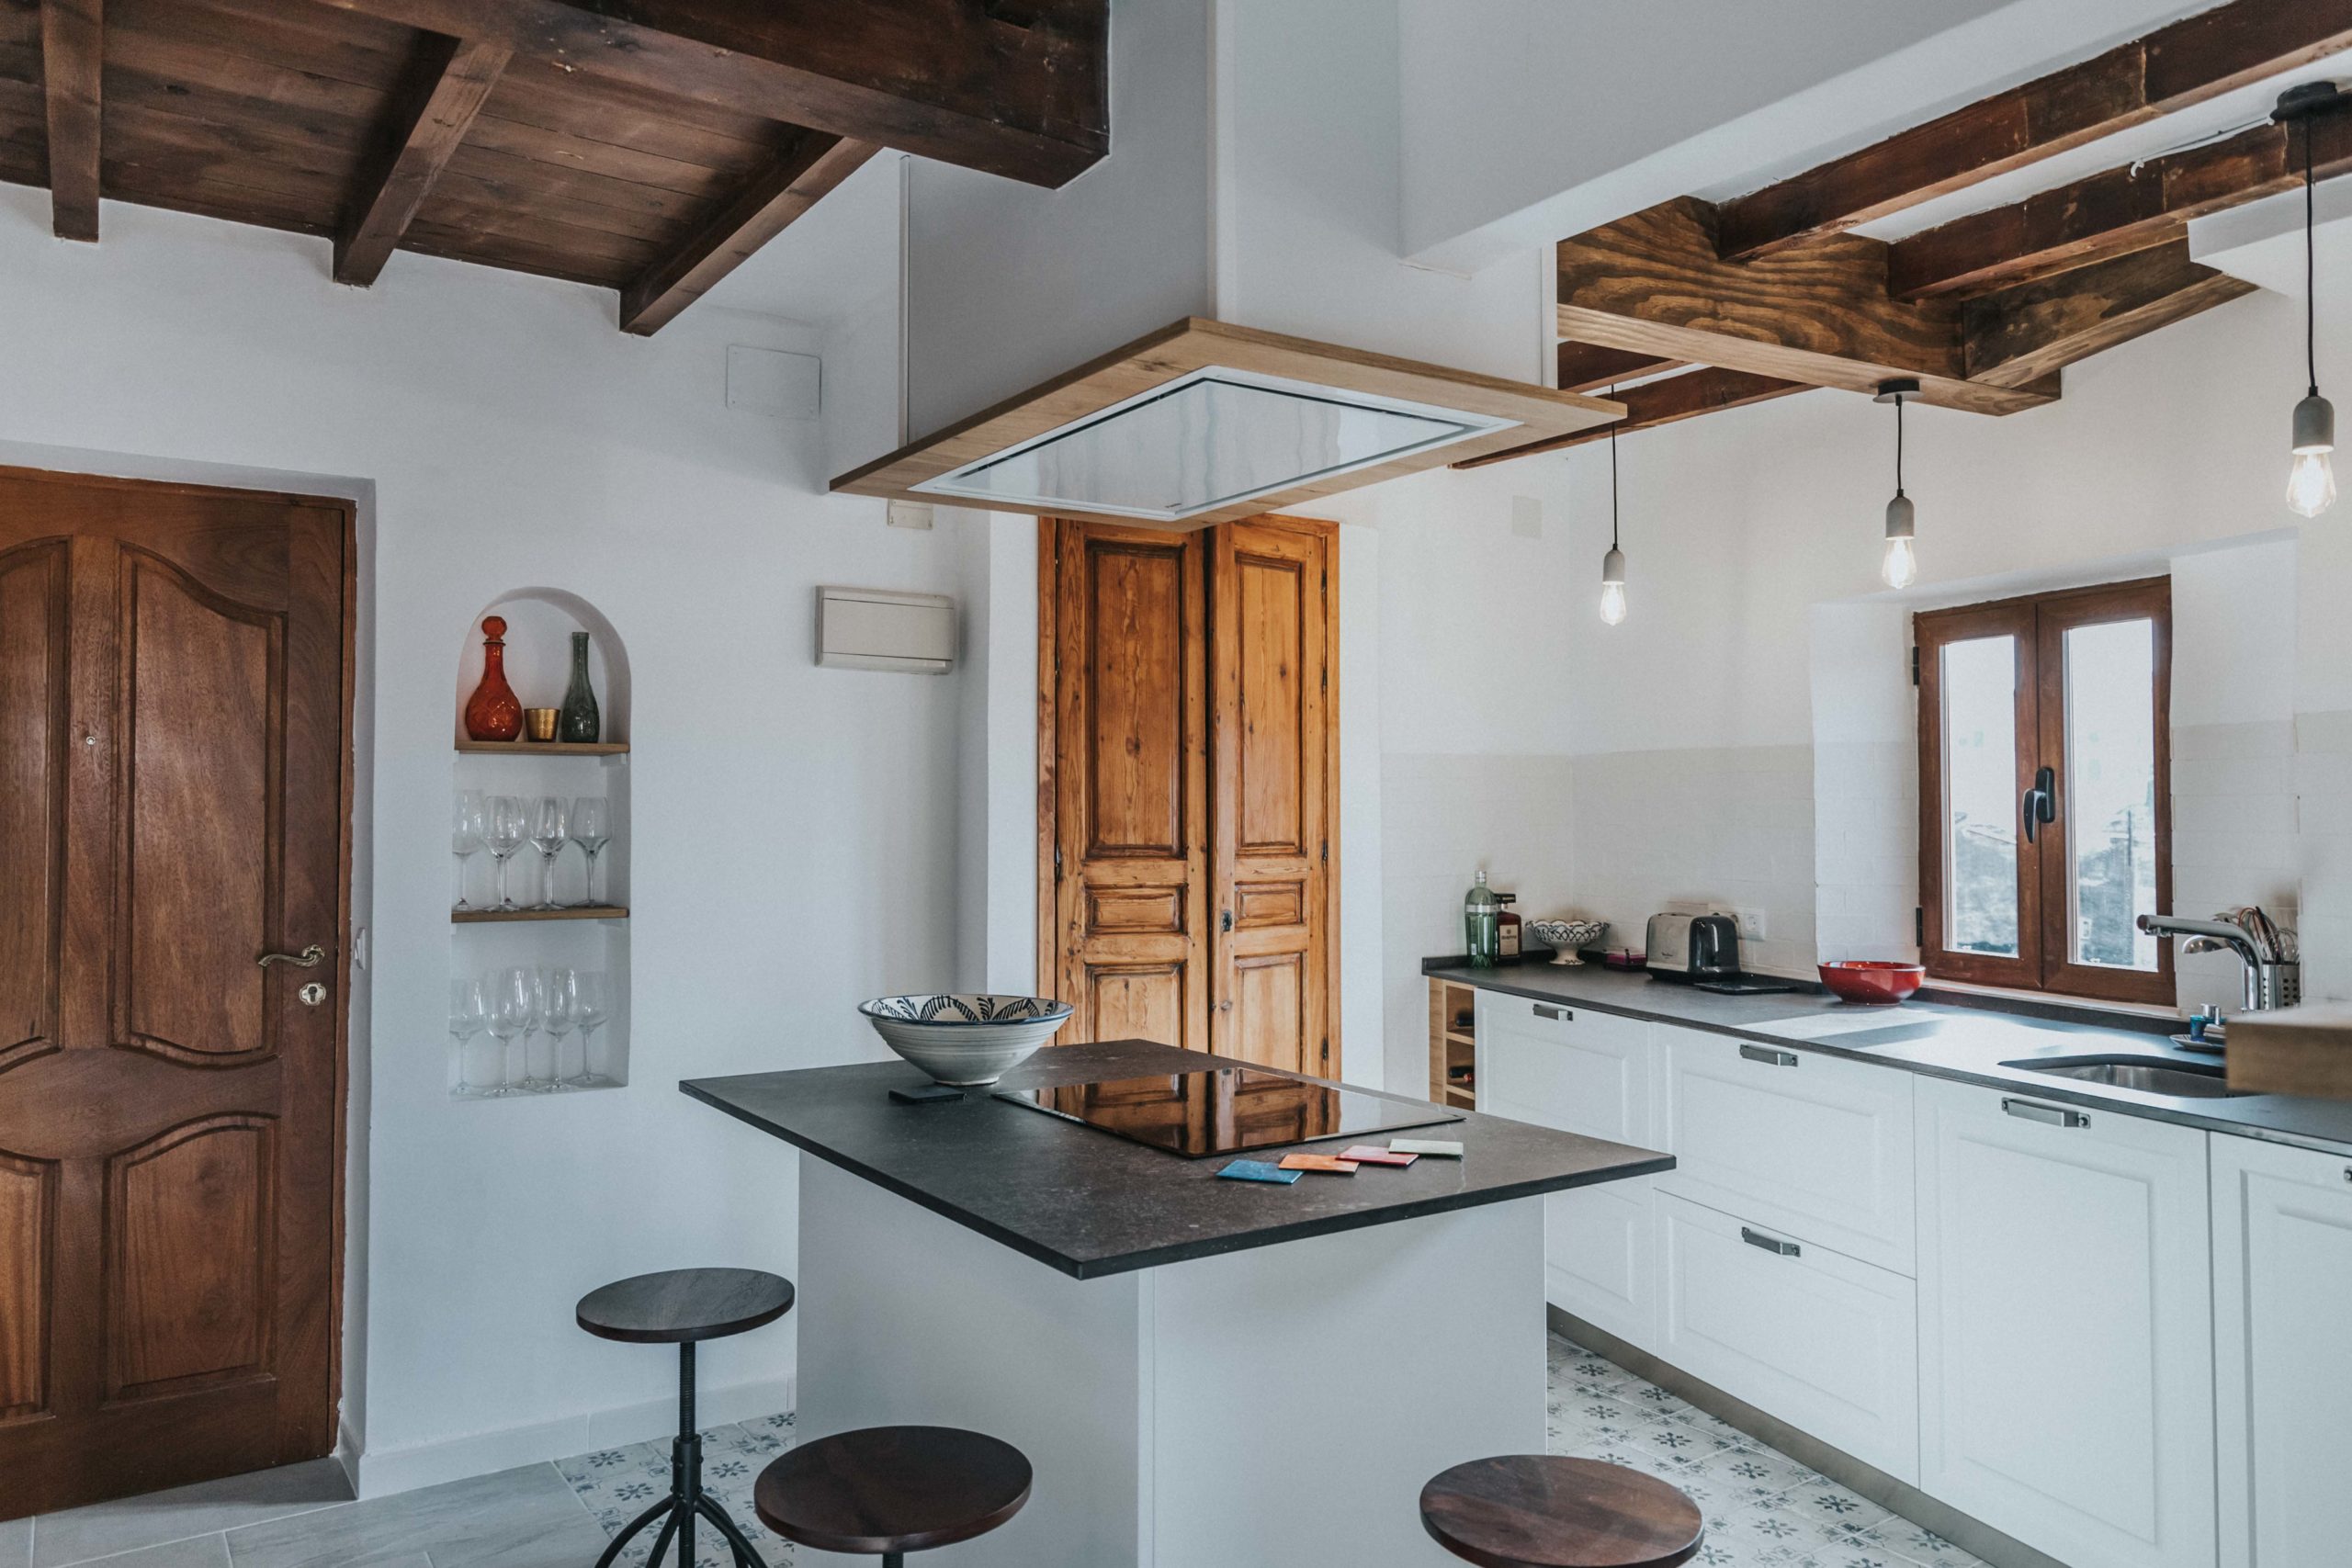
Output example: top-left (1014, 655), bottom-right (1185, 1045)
top-left (258, 944), bottom-right (326, 971)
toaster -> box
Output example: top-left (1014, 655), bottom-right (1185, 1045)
top-left (1646, 911), bottom-right (1740, 979)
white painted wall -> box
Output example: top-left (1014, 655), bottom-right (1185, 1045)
top-left (0, 186), bottom-right (975, 1492)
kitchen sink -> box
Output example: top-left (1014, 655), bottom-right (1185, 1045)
top-left (2000, 1055), bottom-right (2253, 1099)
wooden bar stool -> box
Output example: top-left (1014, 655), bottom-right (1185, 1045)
top-left (753, 1426), bottom-right (1031, 1568)
top-left (1420, 1455), bottom-right (1704, 1568)
top-left (577, 1267), bottom-right (796, 1568)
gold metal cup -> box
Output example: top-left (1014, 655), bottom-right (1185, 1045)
top-left (523, 707), bottom-right (560, 742)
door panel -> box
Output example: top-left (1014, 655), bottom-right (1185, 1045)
top-left (0, 468), bottom-right (350, 1518)
top-left (1048, 523), bottom-right (1209, 1050)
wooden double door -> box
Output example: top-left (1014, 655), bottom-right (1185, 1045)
top-left (1040, 515), bottom-right (1340, 1076)
top-left (0, 469), bottom-right (351, 1517)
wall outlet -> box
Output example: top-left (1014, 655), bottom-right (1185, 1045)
top-left (1735, 908), bottom-right (1767, 941)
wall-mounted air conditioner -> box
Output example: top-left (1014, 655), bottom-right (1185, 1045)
top-left (816, 586), bottom-right (956, 673)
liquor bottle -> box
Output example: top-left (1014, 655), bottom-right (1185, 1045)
top-left (463, 616), bottom-right (524, 742)
top-left (1497, 892), bottom-right (1522, 964)
top-left (1464, 871), bottom-right (1501, 969)
top-left (558, 631), bottom-right (601, 743)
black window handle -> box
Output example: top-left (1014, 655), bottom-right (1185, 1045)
top-left (2022, 766), bottom-right (2055, 844)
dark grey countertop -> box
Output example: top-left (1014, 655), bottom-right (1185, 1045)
top-left (1426, 958), bottom-right (2352, 1156)
top-left (682, 1037), bottom-right (1673, 1280)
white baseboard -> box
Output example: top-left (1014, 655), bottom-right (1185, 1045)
top-left (348, 1373), bottom-right (796, 1499)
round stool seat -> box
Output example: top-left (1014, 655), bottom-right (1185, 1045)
top-left (754, 1426), bottom-right (1032, 1556)
top-left (576, 1268), bottom-right (794, 1345)
top-left (1420, 1456), bottom-right (1703, 1568)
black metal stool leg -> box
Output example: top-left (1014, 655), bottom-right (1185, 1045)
top-left (594, 1494), bottom-right (676, 1568)
top-left (695, 1493), bottom-right (763, 1567)
top-left (674, 1342), bottom-right (699, 1567)
top-left (641, 1504), bottom-right (682, 1567)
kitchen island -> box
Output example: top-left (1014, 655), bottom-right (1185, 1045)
top-left (684, 1037), bottom-right (1670, 1568)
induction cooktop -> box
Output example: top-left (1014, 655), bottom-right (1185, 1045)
top-left (996, 1067), bottom-right (1462, 1158)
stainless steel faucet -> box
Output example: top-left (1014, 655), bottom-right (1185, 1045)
top-left (2136, 908), bottom-right (2301, 1011)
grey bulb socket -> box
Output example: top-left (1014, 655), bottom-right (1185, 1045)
top-left (1600, 545), bottom-right (1625, 586)
top-left (2294, 391), bottom-right (2335, 455)
top-left (1884, 491), bottom-right (1916, 540)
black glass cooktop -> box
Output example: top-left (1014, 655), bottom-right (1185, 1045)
top-left (996, 1067), bottom-right (1461, 1158)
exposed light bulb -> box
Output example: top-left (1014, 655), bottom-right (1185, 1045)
top-left (2290, 391), bottom-right (2337, 518)
top-left (1882, 534), bottom-right (1917, 590)
top-left (1599, 544), bottom-right (1626, 626)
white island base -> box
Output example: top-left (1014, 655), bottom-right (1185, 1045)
top-left (796, 1158), bottom-right (1547, 1567)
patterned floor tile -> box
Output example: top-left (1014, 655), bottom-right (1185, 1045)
top-left (558, 1422), bottom-right (794, 1568)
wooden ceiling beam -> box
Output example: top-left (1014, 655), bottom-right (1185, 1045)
top-left (311, 0), bottom-right (1107, 188)
top-left (334, 34), bottom-right (512, 286)
top-left (1962, 237), bottom-right (2256, 388)
top-left (620, 133), bottom-right (881, 335)
top-left (1556, 197), bottom-right (2059, 416)
top-left (1718, 0), bottom-right (2352, 259)
top-left (1555, 343), bottom-right (1683, 394)
top-left (1890, 105), bottom-right (2352, 300)
top-left (1452, 368), bottom-right (1810, 468)
top-left (39, 0), bottom-right (103, 242)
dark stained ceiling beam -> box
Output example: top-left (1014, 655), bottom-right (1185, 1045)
top-left (1962, 237), bottom-right (2256, 388)
top-left (1890, 105), bottom-right (2352, 299)
top-left (335, 34), bottom-right (512, 286)
top-left (1452, 367), bottom-right (1810, 468)
top-left (40, 0), bottom-right (103, 242)
top-left (1555, 343), bottom-right (1683, 394)
top-left (620, 133), bottom-right (881, 334)
top-left (1718, 0), bottom-right (2352, 259)
top-left (311, 0), bottom-right (1107, 188)
top-left (1556, 197), bottom-right (2058, 416)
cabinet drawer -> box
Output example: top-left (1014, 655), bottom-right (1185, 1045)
top-left (1546, 1181), bottom-right (1655, 1351)
top-left (1655, 1192), bottom-right (1918, 1483)
top-left (1657, 1025), bottom-right (1915, 1273)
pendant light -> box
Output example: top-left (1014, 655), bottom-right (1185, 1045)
top-left (1599, 389), bottom-right (1627, 624)
top-left (1876, 378), bottom-right (1920, 589)
top-left (2277, 83), bottom-right (2341, 518)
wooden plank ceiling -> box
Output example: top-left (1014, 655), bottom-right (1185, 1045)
top-left (1471, 0), bottom-right (2352, 466)
top-left (0, 0), bottom-right (1108, 333)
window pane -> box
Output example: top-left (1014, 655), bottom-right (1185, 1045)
top-left (1941, 635), bottom-right (2019, 958)
top-left (2064, 618), bottom-right (2158, 970)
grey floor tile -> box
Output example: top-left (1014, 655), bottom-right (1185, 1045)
top-left (33, 1462), bottom-right (352, 1568)
top-left (64, 1536), bottom-right (232, 1567)
top-left (222, 1464), bottom-right (601, 1568)
top-left (2, 1517), bottom-right (28, 1568)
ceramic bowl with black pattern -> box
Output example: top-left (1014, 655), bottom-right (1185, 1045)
top-left (858, 993), bottom-right (1073, 1085)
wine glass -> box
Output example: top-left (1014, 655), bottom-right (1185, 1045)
top-left (527, 795), bottom-right (570, 912)
top-left (451, 791), bottom-right (485, 910)
top-left (567, 970), bottom-right (612, 1088)
top-left (483, 795), bottom-right (527, 911)
top-left (542, 968), bottom-right (582, 1090)
top-left (568, 796), bottom-right (612, 908)
top-left (481, 967), bottom-right (531, 1098)
top-left (516, 966), bottom-right (551, 1090)
top-left (448, 976), bottom-right (486, 1095)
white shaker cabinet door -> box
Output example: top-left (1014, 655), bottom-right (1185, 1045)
top-left (1915, 1078), bottom-right (2214, 1568)
top-left (2213, 1134), bottom-right (2352, 1568)
top-left (1476, 992), bottom-right (1659, 1349)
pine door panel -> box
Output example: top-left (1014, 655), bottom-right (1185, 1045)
top-left (0, 469), bottom-right (349, 1519)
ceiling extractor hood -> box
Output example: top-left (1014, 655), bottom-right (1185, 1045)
top-left (833, 319), bottom-right (1623, 531)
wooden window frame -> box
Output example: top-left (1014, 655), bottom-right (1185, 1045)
top-left (1915, 577), bottom-right (2172, 1006)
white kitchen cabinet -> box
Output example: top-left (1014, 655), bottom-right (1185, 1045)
top-left (1654, 1191), bottom-right (1919, 1481)
top-left (1476, 992), bottom-right (1658, 1348)
top-left (2212, 1134), bottom-right (2352, 1568)
top-left (1656, 1024), bottom-right (1917, 1273)
top-left (1916, 1077), bottom-right (2213, 1568)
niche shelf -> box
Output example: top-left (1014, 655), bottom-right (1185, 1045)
top-left (450, 588), bottom-right (632, 1100)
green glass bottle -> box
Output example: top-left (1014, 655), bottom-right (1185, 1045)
top-left (558, 630), bottom-right (601, 743)
top-left (1464, 870), bottom-right (1501, 968)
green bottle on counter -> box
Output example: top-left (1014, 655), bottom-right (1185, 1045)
top-left (1464, 871), bottom-right (1501, 968)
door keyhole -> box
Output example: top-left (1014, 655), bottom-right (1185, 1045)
top-left (298, 982), bottom-right (327, 1007)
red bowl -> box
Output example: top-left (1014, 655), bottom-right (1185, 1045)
top-left (1818, 960), bottom-right (1926, 1005)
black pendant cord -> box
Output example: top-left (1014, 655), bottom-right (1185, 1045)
top-left (2307, 116), bottom-right (2321, 400)
top-left (1608, 384), bottom-right (1622, 552)
top-left (1894, 390), bottom-right (1906, 497)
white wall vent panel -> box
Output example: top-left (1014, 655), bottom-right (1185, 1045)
top-left (816, 587), bottom-right (956, 673)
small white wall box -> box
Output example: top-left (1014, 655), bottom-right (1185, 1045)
top-left (816, 587), bottom-right (957, 673)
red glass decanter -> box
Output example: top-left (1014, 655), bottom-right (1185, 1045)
top-left (464, 615), bottom-right (524, 741)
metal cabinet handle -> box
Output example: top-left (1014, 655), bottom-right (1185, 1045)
top-left (257, 943), bottom-right (326, 971)
top-left (1739, 1043), bottom-right (1798, 1067)
top-left (2002, 1097), bottom-right (2088, 1128)
top-left (1533, 1004), bottom-right (1571, 1021)
top-left (1740, 1226), bottom-right (1801, 1258)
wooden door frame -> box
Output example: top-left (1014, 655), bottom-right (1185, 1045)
top-left (0, 464), bottom-right (357, 1454)
top-left (1037, 513), bottom-right (1342, 1078)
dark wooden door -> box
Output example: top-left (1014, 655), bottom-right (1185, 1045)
top-left (0, 468), bottom-right (351, 1518)
top-left (1208, 519), bottom-right (1333, 1075)
top-left (1043, 522), bottom-right (1212, 1052)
